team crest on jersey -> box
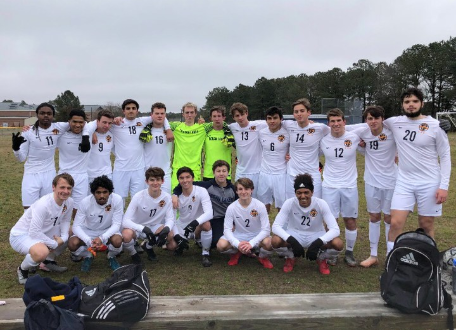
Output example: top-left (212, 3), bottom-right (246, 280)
top-left (379, 133), bottom-right (387, 141)
top-left (250, 209), bottom-right (258, 217)
top-left (310, 209), bottom-right (318, 217)
top-left (249, 126), bottom-right (257, 131)
top-left (105, 204), bottom-right (112, 212)
top-left (192, 196), bottom-right (196, 202)
top-left (419, 123), bottom-right (429, 132)
top-left (277, 135), bottom-right (285, 142)
top-left (62, 205), bottom-right (67, 213)
top-left (52, 129), bottom-right (60, 135)
top-left (159, 200), bottom-right (166, 207)
top-left (136, 122), bottom-right (143, 127)
top-left (106, 135), bottom-right (112, 142)
top-left (307, 128), bottom-right (315, 135)
top-left (344, 139), bottom-right (352, 148)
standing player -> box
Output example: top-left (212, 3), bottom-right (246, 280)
top-left (172, 167), bottom-right (214, 267)
top-left (385, 88), bottom-right (451, 252)
top-left (217, 178), bottom-right (273, 269)
top-left (257, 106), bottom-right (290, 213)
top-left (10, 173), bottom-right (74, 284)
top-left (69, 175), bottom-right (123, 272)
top-left (122, 167), bottom-right (177, 264)
top-left (320, 108), bottom-right (361, 267)
top-left (272, 174), bottom-right (343, 274)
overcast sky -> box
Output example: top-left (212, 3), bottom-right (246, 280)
top-left (1, 0), bottom-right (455, 113)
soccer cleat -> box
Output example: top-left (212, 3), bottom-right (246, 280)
top-left (70, 252), bottom-right (83, 262)
top-left (317, 259), bottom-right (330, 275)
top-left (359, 256), bottom-right (379, 268)
top-left (228, 251), bottom-right (242, 266)
top-left (108, 257), bottom-right (120, 271)
top-left (327, 255), bottom-right (338, 266)
top-left (40, 261), bottom-right (68, 273)
top-left (131, 253), bottom-right (142, 265)
top-left (141, 241), bottom-right (158, 262)
top-left (201, 256), bottom-right (213, 267)
top-left (344, 251), bottom-right (358, 267)
top-left (17, 267), bottom-right (29, 285)
top-left (258, 257), bottom-right (274, 269)
top-left (81, 257), bottom-right (93, 272)
top-left (283, 258), bottom-right (296, 273)
top-left (173, 247), bottom-right (184, 256)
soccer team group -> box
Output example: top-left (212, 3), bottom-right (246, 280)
top-left (9, 87), bottom-right (451, 285)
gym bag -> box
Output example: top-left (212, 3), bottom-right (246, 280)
top-left (78, 264), bottom-right (150, 322)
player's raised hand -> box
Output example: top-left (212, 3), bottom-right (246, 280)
top-left (12, 132), bottom-right (27, 151)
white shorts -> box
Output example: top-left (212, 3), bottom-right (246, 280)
top-left (10, 233), bottom-right (66, 256)
top-left (113, 168), bottom-right (145, 198)
top-left (22, 170), bottom-right (56, 207)
top-left (391, 180), bottom-right (442, 216)
top-left (64, 172), bottom-right (88, 209)
top-left (257, 172), bottom-right (286, 208)
top-left (235, 172), bottom-right (259, 198)
top-left (365, 182), bottom-right (394, 215)
top-left (123, 223), bottom-right (164, 239)
top-left (286, 173), bottom-right (322, 199)
top-left (286, 230), bottom-right (326, 248)
top-left (72, 229), bottom-right (122, 243)
top-left (220, 232), bottom-right (261, 248)
top-left (161, 172), bottom-right (172, 195)
top-left (322, 187), bottom-right (358, 218)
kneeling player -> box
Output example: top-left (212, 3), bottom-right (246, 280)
top-left (122, 167), bottom-right (178, 264)
top-left (10, 173), bottom-right (74, 284)
top-left (68, 175), bottom-right (123, 272)
top-left (217, 178), bottom-right (273, 268)
top-left (272, 174), bottom-right (343, 275)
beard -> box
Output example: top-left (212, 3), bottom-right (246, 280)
top-left (404, 109), bottom-right (421, 118)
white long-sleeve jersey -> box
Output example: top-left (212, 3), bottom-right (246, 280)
top-left (10, 193), bottom-right (73, 249)
top-left (272, 196), bottom-right (340, 244)
top-left (259, 126), bottom-right (290, 173)
top-left (175, 185), bottom-right (213, 228)
top-left (223, 198), bottom-right (270, 249)
top-left (144, 127), bottom-right (173, 176)
top-left (87, 131), bottom-right (114, 179)
top-left (122, 189), bottom-right (174, 232)
top-left (58, 131), bottom-right (91, 174)
top-left (72, 193), bottom-right (123, 246)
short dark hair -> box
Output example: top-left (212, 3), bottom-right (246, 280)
top-left (212, 159), bottom-right (230, 173)
top-left (292, 98), bottom-right (311, 111)
top-left (326, 108), bottom-right (345, 121)
top-left (294, 173), bottom-right (314, 192)
top-left (36, 102), bottom-right (55, 116)
top-left (90, 175), bottom-right (114, 194)
top-left (97, 109), bottom-right (114, 120)
top-left (265, 106), bottom-right (283, 120)
top-left (145, 167), bottom-right (165, 180)
top-left (68, 109), bottom-right (86, 120)
top-left (235, 177), bottom-right (254, 190)
top-left (363, 105), bottom-right (385, 120)
top-left (230, 102), bottom-right (248, 117)
top-left (177, 166), bottom-right (194, 179)
top-left (400, 87), bottom-right (424, 103)
top-left (52, 173), bottom-right (74, 187)
top-left (210, 106), bottom-right (226, 117)
top-left (151, 102), bottom-right (166, 112)
top-left (122, 99), bottom-right (139, 110)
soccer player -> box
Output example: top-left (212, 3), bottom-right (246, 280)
top-left (122, 167), bottom-right (177, 264)
top-left (272, 174), bottom-right (343, 274)
top-left (12, 103), bottom-right (90, 208)
top-left (351, 106), bottom-right (397, 268)
top-left (320, 108), bottom-right (362, 267)
top-left (10, 173), bottom-right (74, 284)
top-left (217, 178), bottom-right (274, 269)
top-left (68, 175), bottom-right (123, 272)
top-left (172, 167), bottom-right (214, 266)
top-left (257, 106), bottom-right (290, 213)
top-left (385, 88), bottom-right (451, 252)
top-left (140, 102), bottom-right (173, 194)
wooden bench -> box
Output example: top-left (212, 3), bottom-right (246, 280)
top-left (0, 293), bottom-right (454, 330)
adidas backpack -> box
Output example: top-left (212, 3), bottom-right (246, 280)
top-left (380, 229), bottom-right (453, 328)
top-left (78, 264), bottom-right (150, 322)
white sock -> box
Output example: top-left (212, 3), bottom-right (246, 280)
top-left (221, 248), bottom-right (237, 254)
top-left (345, 228), bottom-right (357, 251)
top-left (259, 248), bottom-right (272, 258)
top-left (21, 254), bottom-right (39, 270)
top-left (384, 221), bottom-right (390, 247)
top-left (387, 241), bottom-right (394, 254)
top-left (74, 246), bottom-right (92, 258)
top-left (369, 221), bottom-right (380, 257)
top-left (201, 229), bottom-right (212, 255)
top-left (273, 247), bottom-right (290, 257)
top-left (123, 239), bottom-right (136, 256)
top-left (108, 244), bottom-right (123, 258)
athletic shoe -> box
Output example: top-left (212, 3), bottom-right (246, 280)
top-left (141, 241), bottom-right (158, 262)
top-left (258, 257), bottom-right (274, 269)
top-left (108, 257), bottom-right (120, 271)
top-left (70, 252), bottom-right (83, 262)
top-left (17, 267), bottom-right (28, 285)
top-left (29, 266), bottom-right (37, 274)
top-left (131, 253), bottom-right (142, 264)
top-left (359, 256), bottom-right (379, 268)
top-left (201, 256), bottom-right (213, 267)
top-left (317, 259), bottom-right (330, 275)
top-left (40, 261), bottom-right (68, 273)
top-left (134, 240), bottom-right (144, 254)
top-left (228, 251), bottom-right (242, 266)
top-left (81, 257), bottom-right (93, 272)
top-left (283, 258), bottom-right (296, 273)
top-left (327, 255), bottom-right (338, 266)
top-left (173, 247), bottom-right (184, 256)
top-left (344, 251), bottom-right (357, 267)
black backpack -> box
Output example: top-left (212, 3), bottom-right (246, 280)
top-left (78, 264), bottom-right (150, 322)
top-left (380, 229), bottom-right (453, 329)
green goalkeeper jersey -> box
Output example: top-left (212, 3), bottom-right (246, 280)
top-left (203, 129), bottom-right (232, 179)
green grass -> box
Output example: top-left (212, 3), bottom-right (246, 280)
top-left (0, 128), bottom-right (455, 298)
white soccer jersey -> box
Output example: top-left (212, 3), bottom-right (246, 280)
top-left (229, 120), bottom-right (267, 175)
top-left (352, 125), bottom-right (397, 189)
top-left (58, 131), bottom-right (90, 173)
top-left (285, 122), bottom-right (330, 177)
top-left (223, 198), bottom-right (270, 249)
top-left (320, 132), bottom-right (361, 188)
top-left (384, 116), bottom-right (451, 189)
top-left (10, 193), bottom-right (73, 249)
top-left (122, 189), bottom-right (174, 232)
top-left (87, 131), bottom-right (114, 179)
top-left (259, 126), bottom-right (290, 173)
top-left (272, 196), bottom-right (340, 244)
top-left (175, 185), bottom-right (213, 228)
top-left (72, 193), bottom-right (123, 246)
top-left (13, 123), bottom-right (69, 174)
top-left (144, 127), bottom-right (173, 176)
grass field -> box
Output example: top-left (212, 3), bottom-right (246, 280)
top-left (0, 128), bottom-right (455, 298)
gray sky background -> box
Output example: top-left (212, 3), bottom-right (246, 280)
top-left (1, 0), bottom-right (455, 113)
